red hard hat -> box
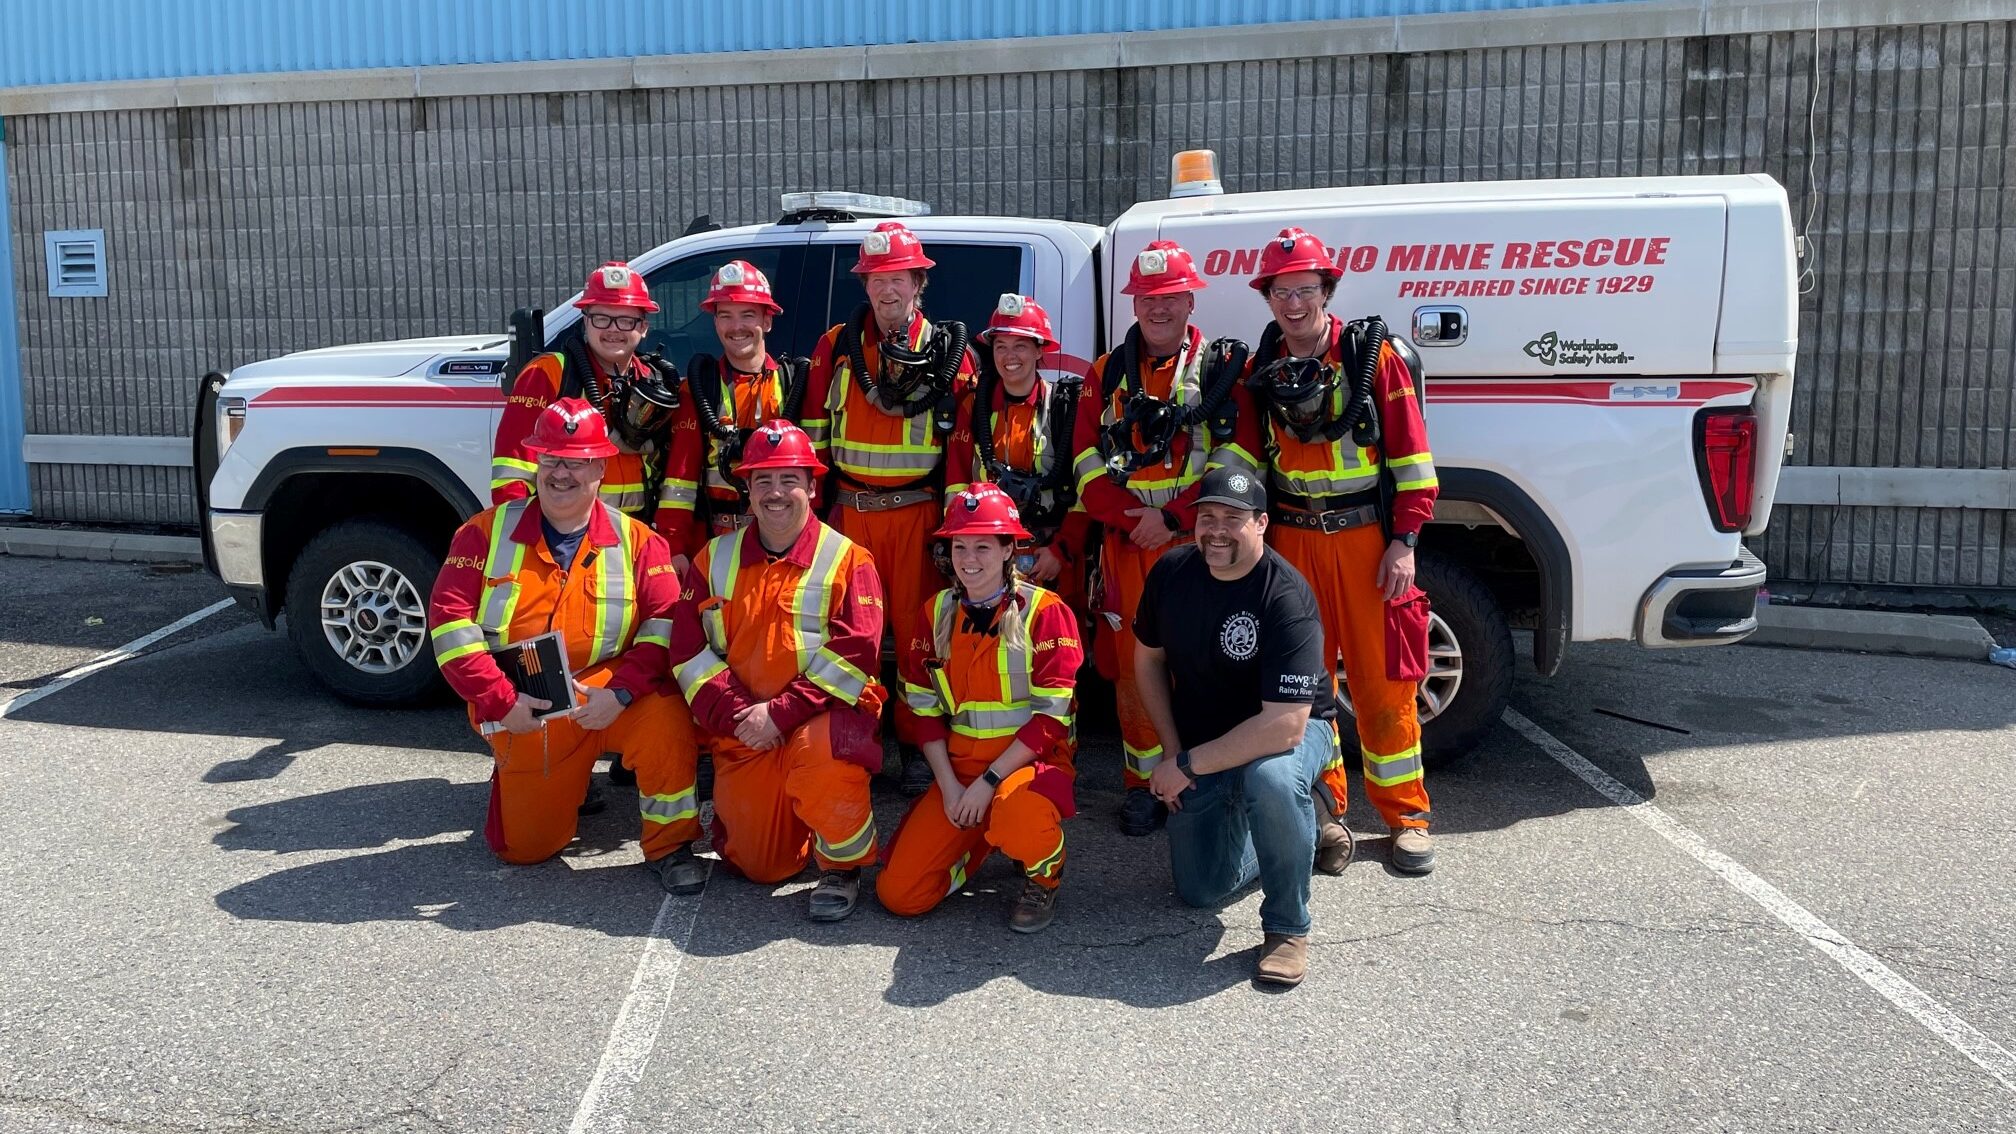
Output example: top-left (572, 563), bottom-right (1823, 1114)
top-left (1121, 240), bottom-right (1207, 297)
top-left (523, 396), bottom-right (620, 459)
top-left (700, 259), bottom-right (782, 314)
top-left (1252, 226), bottom-right (1342, 291)
top-left (573, 261), bottom-right (659, 313)
top-left (851, 221), bottom-right (937, 274)
top-left (734, 419), bottom-right (829, 477)
top-left (934, 484), bottom-right (1032, 540)
top-left (976, 293), bottom-right (1059, 351)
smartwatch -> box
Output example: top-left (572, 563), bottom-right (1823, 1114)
top-left (611, 687), bottom-right (634, 708)
top-left (1175, 749), bottom-right (1195, 779)
top-left (982, 768), bottom-right (1003, 788)
top-left (1161, 507), bottom-right (1182, 533)
top-left (1395, 531), bottom-right (1419, 548)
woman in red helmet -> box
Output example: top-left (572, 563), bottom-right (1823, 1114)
top-left (877, 484), bottom-right (1083, 932)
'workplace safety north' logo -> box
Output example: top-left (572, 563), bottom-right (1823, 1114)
top-left (1219, 612), bottom-right (1260, 661)
top-left (1523, 331), bottom-right (1636, 368)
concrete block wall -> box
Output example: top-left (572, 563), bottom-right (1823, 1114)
top-left (5, 11), bottom-right (2014, 590)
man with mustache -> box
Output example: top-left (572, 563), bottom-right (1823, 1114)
top-left (1133, 466), bottom-right (1338, 987)
top-left (672, 422), bottom-right (887, 922)
top-left (1245, 227), bottom-right (1440, 875)
top-left (1069, 240), bottom-right (1261, 837)
top-left (802, 222), bottom-right (978, 798)
top-left (430, 398), bottom-right (708, 894)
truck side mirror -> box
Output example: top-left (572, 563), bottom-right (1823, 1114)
top-left (505, 307), bottom-right (546, 388)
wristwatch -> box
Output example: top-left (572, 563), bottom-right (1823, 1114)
top-left (1175, 749), bottom-right (1195, 779)
top-left (1161, 507), bottom-right (1182, 533)
top-left (1395, 531), bottom-right (1419, 548)
top-left (982, 768), bottom-right (1003, 787)
top-left (611, 687), bottom-right (634, 708)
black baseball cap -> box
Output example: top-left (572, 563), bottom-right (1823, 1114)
top-left (1194, 466), bottom-right (1267, 512)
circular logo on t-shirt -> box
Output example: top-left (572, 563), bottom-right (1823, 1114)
top-left (1219, 611), bottom-right (1259, 660)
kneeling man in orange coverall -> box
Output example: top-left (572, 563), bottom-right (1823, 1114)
top-left (428, 397), bottom-right (707, 893)
top-left (672, 421), bottom-right (888, 921)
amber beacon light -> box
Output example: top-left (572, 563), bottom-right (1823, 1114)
top-left (1169, 149), bottom-right (1223, 198)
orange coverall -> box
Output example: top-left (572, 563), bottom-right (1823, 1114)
top-left (492, 351), bottom-right (700, 545)
top-left (802, 312), bottom-right (977, 745)
top-left (428, 498), bottom-right (700, 865)
top-left (673, 520), bottom-right (888, 882)
top-left (878, 584), bottom-right (1082, 916)
top-left (1069, 326), bottom-right (1260, 788)
top-left (1256, 315), bottom-right (1438, 830)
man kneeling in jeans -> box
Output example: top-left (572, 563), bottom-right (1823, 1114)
top-left (1133, 465), bottom-right (1343, 987)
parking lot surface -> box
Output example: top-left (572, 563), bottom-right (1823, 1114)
top-left (2, 555), bottom-right (2012, 1133)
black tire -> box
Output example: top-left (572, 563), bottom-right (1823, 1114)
top-left (1413, 550), bottom-right (1513, 764)
top-left (284, 519), bottom-right (449, 707)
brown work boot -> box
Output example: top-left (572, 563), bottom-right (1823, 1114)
top-left (1009, 877), bottom-right (1059, 934)
top-left (807, 868), bottom-right (863, 922)
top-left (1254, 932), bottom-right (1309, 987)
top-left (1390, 826), bottom-right (1437, 874)
top-left (1314, 813), bottom-right (1355, 876)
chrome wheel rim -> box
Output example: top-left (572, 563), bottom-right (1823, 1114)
top-left (1339, 609), bottom-right (1465, 725)
top-left (319, 560), bottom-right (428, 675)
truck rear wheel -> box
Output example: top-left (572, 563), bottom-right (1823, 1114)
top-left (1339, 549), bottom-right (1513, 766)
top-left (284, 519), bottom-right (447, 706)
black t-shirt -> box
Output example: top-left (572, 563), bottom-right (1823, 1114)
top-left (1133, 544), bottom-right (1336, 750)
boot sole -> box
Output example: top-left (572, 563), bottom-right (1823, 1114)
top-left (1254, 968), bottom-right (1306, 988)
top-left (1391, 851), bottom-right (1437, 874)
top-left (1010, 915), bottom-right (1054, 934)
top-left (807, 903), bottom-right (858, 922)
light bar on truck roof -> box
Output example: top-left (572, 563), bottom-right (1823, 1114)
top-left (779, 191), bottom-right (931, 218)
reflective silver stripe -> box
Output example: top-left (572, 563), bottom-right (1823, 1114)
top-left (476, 500), bottom-right (531, 643)
top-left (952, 704), bottom-right (1034, 737)
top-left (586, 504), bottom-right (634, 666)
top-left (903, 680), bottom-right (946, 717)
top-left (659, 480), bottom-right (700, 507)
top-left (674, 648), bottom-right (729, 698)
top-left (1027, 835), bottom-right (1065, 880)
top-left (1207, 443), bottom-right (1260, 475)
top-left (790, 529), bottom-right (848, 668)
top-left (831, 440), bottom-right (939, 476)
top-left (1123, 742), bottom-right (1163, 778)
top-left (814, 815), bottom-right (877, 864)
top-left (1363, 744), bottom-right (1425, 787)
top-left (805, 647), bottom-right (870, 705)
top-left (799, 417), bottom-right (831, 445)
top-left (600, 487), bottom-right (647, 512)
top-left (430, 620), bottom-right (486, 665)
top-left (635, 617), bottom-right (673, 650)
top-left (640, 788), bottom-right (698, 825)
top-left (1389, 453), bottom-right (1438, 491)
top-left (1072, 447), bottom-right (1106, 494)
top-left (1028, 691), bottom-right (1073, 720)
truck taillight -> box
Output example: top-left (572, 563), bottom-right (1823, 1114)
top-left (1695, 407), bottom-right (1756, 533)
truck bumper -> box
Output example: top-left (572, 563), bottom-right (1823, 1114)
top-left (207, 509), bottom-right (275, 629)
top-left (1636, 545), bottom-right (1766, 648)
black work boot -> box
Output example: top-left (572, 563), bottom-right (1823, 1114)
top-left (695, 750), bottom-right (715, 802)
top-left (650, 844), bottom-right (709, 895)
top-left (606, 752), bottom-right (636, 787)
top-left (899, 748), bottom-right (935, 798)
top-left (578, 778), bottom-right (607, 816)
top-left (1119, 787), bottom-right (1166, 837)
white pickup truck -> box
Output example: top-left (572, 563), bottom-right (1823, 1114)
top-left (194, 162), bottom-right (1797, 759)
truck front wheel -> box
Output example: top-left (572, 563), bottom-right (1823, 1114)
top-left (283, 520), bottom-right (448, 706)
top-left (1339, 549), bottom-right (1514, 766)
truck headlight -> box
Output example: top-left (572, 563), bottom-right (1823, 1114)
top-left (218, 396), bottom-right (247, 455)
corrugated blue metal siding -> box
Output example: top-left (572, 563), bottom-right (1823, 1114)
top-left (1, 0), bottom-right (1649, 87)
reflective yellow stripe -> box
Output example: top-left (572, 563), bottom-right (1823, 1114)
top-left (946, 850), bottom-right (972, 896)
top-left (903, 679), bottom-right (946, 718)
top-left (815, 814), bottom-right (878, 864)
top-left (1123, 741), bottom-right (1163, 778)
top-left (933, 585), bottom-right (1067, 741)
top-left (805, 647), bottom-right (870, 705)
top-left (1363, 743), bottom-right (1425, 787)
top-left (1027, 835), bottom-right (1065, 881)
top-left (1207, 443), bottom-right (1260, 475)
top-left (674, 649), bottom-right (728, 698)
top-left (635, 617), bottom-right (673, 650)
top-left (1390, 452), bottom-right (1439, 492)
top-left (788, 529), bottom-right (847, 672)
top-left (585, 505), bottom-right (635, 667)
top-left (430, 619), bottom-right (487, 666)
top-left (659, 478), bottom-right (700, 507)
top-left (640, 789), bottom-right (698, 825)
top-left (476, 500), bottom-right (531, 645)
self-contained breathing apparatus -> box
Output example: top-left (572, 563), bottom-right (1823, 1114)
top-left (969, 352), bottom-right (1082, 531)
top-left (683, 350), bottom-right (811, 516)
top-left (1093, 324), bottom-right (1248, 480)
top-left (1246, 315), bottom-right (1386, 449)
top-left (557, 331), bottom-right (684, 522)
top-left (835, 300), bottom-right (968, 487)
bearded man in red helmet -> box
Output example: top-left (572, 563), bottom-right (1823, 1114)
top-left (431, 398), bottom-right (708, 893)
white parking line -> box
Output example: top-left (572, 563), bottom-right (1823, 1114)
top-left (567, 879), bottom-right (710, 1134)
top-left (0, 598), bottom-right (235, 719)
top-left (1504, 707), bottom-right (2016, 1096)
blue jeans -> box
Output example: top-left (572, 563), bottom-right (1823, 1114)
top-left (1165, 718), bottom-right (1331, 937)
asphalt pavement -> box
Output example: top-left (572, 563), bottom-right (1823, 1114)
top-left (1, 555), bottom-right (2012, 1133)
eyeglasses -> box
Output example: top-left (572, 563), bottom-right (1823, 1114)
top-left (584, 313), bottom-right (646, 331)
top-left (537, 456), bottom-right (599, 471)
top-left (1266, 285), bottom-right (1326, 304)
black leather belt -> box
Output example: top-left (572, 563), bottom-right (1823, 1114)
top-left (834, 488), bottom-right (937, 511)
top-left (1270, 503), bottom-right (1380, 534)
